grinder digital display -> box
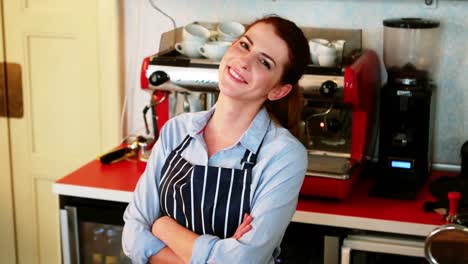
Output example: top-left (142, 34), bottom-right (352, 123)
top-left (390, 160), bottom-right (413, 170)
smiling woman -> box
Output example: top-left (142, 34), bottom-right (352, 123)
top-left (122, 15), bottom-right (311, 264)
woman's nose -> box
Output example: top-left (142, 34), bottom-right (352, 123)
top-left (238, 53), bottom-right (254, 70)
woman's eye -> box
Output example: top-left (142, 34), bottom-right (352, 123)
top-left (259, 58), bottom-right (271, 70)
top-left (239, 41), bottom-right (249, 50)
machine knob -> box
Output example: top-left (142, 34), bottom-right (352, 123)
top-left (319, 80), bottom-right (337, 97)
top-left (149, 71), bottom-right (170, 86)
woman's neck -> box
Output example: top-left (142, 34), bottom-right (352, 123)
top-left (203, 96), bottom-right (262, 157)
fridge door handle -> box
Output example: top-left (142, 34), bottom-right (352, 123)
top-left (60, 206), bottom-right (80, 264)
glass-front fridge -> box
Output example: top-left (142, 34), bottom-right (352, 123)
top-left (59, 196), bottom-right (131, 264)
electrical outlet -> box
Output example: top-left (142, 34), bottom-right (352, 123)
top-left (424, 0), bottom-right (438, 9)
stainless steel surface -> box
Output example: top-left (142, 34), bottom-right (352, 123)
top-left (341, 234), bottom-right (425, 264)
top-left (147, 65), bottom-right (219, 93)
top-left (169, 90), bottom-right (218, 117)
top-left (324, 235), bottom-right (340, 264)
top-left (300, 75), bottom-right (344, 99)
top-left (305, 170), bottom-right (350, 180)
top-left (424, 224), bottom-right (468, 264)
top-left (147, 64), bottom-right (345, 99)
top-left (138, 140), bottom-right (150, 162)
top-left (182, 92), bottom-right (190, 113)
top-left (308, 150), bottom-right (350, 158)
top-left (306, 154), bottom-right (353, 179)
top-left (60, 209), bottom-right (72, 264)
top-left (206, 92), bottom-right (216, 109)
top-left (64, 206), bottom-right (80, 264)
top-left (432, 163), bottom-right (461, 172)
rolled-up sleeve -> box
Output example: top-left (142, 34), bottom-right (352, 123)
top-left (122, 131), bottom-right (169, 264)
top-left (190, 142), bottom-right (307, 264)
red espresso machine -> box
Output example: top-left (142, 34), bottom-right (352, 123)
top-left (298, 50), bottom-right (381, 199)
top-left (140, 23), bottom-right (381, 199)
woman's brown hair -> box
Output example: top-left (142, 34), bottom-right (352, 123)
top-left (245, 15), bottom-right (310, 137)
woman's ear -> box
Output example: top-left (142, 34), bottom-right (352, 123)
top-left (268, 83), bottom-right (292, 101)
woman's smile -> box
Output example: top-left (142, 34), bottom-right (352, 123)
top-left (227, 66), bottom-right (248, 84)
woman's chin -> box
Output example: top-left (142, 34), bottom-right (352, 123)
top-left (218, 85), bottom-right (240, 99)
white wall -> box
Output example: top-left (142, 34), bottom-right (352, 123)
top-left (123, 0), bottom-right (468, 165)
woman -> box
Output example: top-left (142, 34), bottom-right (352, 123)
top-left (123, 15), bottom-right (311, 264)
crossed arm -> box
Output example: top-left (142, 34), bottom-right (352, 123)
top-left (149, 214), bottom-right (254, 263)
top-left (122, 125), bottom-right (307, 263)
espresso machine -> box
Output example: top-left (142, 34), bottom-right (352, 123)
top-left (140, 23), bottom-right (381, 199)
top-left (298, 49), bottom-right (381, 199)
top-left (372, 18), bottom-right (440, 199)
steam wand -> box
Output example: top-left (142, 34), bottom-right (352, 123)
top-left (142, 91), bottom-right (168, 140)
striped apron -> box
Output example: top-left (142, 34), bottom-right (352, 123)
top-left (159, 135), bottom-right (262, 238)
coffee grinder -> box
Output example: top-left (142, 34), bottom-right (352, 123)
top-left (372, 18), bottom-right (440, 199)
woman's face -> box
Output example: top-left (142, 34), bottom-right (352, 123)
top-left (218, 22), bottom-right (290, 105)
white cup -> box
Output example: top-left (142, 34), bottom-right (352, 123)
top-left (199, 41), bottom-right (231, 61)
top-left (317, 43), bottom-right (337, 56)
top-left (183, 23), bottom-right (211, 42)
top-left (217, 21), bottom-right (245, 42)
top-left (332, 40), bottom-right (346, 65)
top-left (318, 54), bottom-right (337, 67)
top-left (309, 38), bottom-right (330, 65)
top-left (175, 40), bottom-right (203, 58)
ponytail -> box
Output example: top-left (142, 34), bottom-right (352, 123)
top-left (265, 83), bottom-right (303, 137)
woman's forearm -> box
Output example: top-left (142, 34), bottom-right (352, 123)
top-left (148, 247), bottom-right (184, 264)
top-left (152, 216), bottom-right (199, 264)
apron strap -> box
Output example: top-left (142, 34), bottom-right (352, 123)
top-left (174, 135), bottom-right (192, 153)
top-left (240, 150), bottom-right (255, 170)
top-left (240, 120), bottom-right (270, 170)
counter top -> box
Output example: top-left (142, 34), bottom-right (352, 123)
top-left (53, 158), bottom-right (144, 203)
top-left (293, 172), bottom-right (446, 236)
top-left (53, 158), bottom-right (448, 237)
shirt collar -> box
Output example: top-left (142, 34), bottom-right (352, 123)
top-left (239, 107), bottom-right (271, 154)
top-left (188, 105), bottom-right (271, 154)
top-left (188, 106), bottom-right (216, 137)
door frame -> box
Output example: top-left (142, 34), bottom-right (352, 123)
top-left (0, 2), bottom-right (18, 262)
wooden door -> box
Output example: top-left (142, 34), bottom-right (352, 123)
top-left (2, 0), bottom-right (123, 263)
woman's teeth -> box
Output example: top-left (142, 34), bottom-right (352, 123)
top-left (229, 67), bottom-right (246, 83)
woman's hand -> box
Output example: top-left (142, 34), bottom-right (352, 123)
top-left (151, 216), bottom-right (198, 263)
top-left (151, 215), bottom-right (167, 236)
top-left (232, 213), bottom-right (254, 240)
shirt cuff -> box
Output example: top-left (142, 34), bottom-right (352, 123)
top-left (190, 234), bottom-right (220, 264)
top-left (131, 231), bottom-right (166, 264)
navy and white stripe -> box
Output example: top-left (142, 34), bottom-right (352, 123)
top-left (159, 135), bottom-right (258, 239)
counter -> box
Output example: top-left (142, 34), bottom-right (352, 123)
top-left (53, 157), bottom-right (448, 237)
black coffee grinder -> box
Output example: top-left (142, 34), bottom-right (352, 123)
top-left (372, 18), bottom-right (440, 199)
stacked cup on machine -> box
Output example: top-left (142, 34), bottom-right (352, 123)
top-left (198, 21), bottom-right (245, 61)
top-left (175, 23), bottom-right (211, 58)
top-left (175, 21), bottom-right (245, 62)
top-left (308, 38), bottom-right (346, 67)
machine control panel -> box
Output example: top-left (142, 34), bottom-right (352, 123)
top-left (145, 64), bottom-right (345, 101)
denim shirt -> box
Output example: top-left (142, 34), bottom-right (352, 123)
top-left (122, 106), bottom-right (307, 264)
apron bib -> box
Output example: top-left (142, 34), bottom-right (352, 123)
top-left (159, 135), bottom-right (262, 238)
